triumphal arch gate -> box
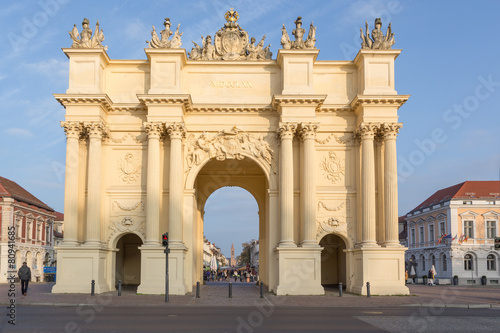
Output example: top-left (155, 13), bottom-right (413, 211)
top-left (53, 11), bottom-right (409, 295)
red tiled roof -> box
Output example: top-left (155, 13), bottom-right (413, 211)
top-left (54, 211), bottom-right (64, 221)
top-left (0, 176), bottom-right (54, 212)
top-left (409, 181), bottom-right (500, 214)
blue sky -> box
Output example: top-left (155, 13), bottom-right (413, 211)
top-left (1, 0), bottom-right (499, 258)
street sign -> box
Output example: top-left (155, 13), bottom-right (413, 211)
top-left (43, 267), bottom-right (56, 274)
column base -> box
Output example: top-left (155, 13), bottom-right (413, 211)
top-left (137, 246), bottom-right (188, 295)
top-left (383, 241), bottom-right (403, 248)
top-left (348, 247), bottom-right (409, 296)
top-left (274, 246), bottom-right (324, 295)
top-left (360, 240), bottom-right (379, 248)
top-left (278, 241), bottom-right (296, 248)
top-left (52, 246), bottom-right (111, 294)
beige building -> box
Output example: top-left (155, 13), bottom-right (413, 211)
top-left (405, 181), bottom-right (500, 284)
top-left (53, 13), bottom-right (409, 295)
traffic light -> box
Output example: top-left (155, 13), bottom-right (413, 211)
top-left (495, 237), bottom-right (500, 250)
top-left (162, 233), bottom-right (169, 247)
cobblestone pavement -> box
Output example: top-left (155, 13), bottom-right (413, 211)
top-left (2, 281), bottom-right (500, 308)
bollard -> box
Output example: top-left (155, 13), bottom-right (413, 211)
top-left (229, 282), bottom-right (232, 298)
top-left (260, 281), bottom-right (263, 298)
top-left (118, 280), bottom-right (122, 296)
top-left (366, 282), bottom-right (370, 297)
top-left (338, 282), bottom-right (343, 297)
top-left (91, 280), bottom-right (95, 296)
top-left (196, 281), bottom-right (200, 298)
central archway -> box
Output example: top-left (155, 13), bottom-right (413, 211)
top-left (115, 233), bottom-right (143, 287)
top-left (189, 157), bottom-right (271, 289)
top-left (320, 234), bottom-right (347, 288)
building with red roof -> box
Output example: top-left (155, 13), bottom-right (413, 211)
top-left (0, 176), bottom-right (58, 282)
top-left (404, 181), bottom-right (500, 285)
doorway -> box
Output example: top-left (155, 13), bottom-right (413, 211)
top-left (320, 234), bottom-right (346, 287)
top-left (115, 233), bottom-right (142, 287)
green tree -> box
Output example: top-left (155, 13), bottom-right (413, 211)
top-left (237, 242), bottom-right (251, 266)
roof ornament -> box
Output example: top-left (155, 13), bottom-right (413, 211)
top-left (188, 8), bottom-right (272, 61)
top-left (69, 18), bottom-right (107, 49)
top-left (280, 16), bottom-right (316, 50)
top-left (360, 18), bottom-right (395, 49)
top-left (147, 18), bottom-right (183, 49)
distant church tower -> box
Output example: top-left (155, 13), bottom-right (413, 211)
top-left (230, 243), bottom-right (236, 267)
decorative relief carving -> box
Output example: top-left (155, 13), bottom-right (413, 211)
top-left (318, 201), bottom-right (344, 212)
top-left (360, 18), bottom-right (395, 50)
top-left (380, 123), bottom-right (403, 140)
top-left (185, 126), bottom-right (274, 172)
top-left (107, 217), bottom-right (145, 245)
top-left (277, 123), bottom-right (297, 140)
top-left (281, 16), bottom-right (316, 50)
top-left (117, 153), bottom-right (141, 184)
top-left (298, 123), bottom-right (319, 140)
top-left (188, 8), bottom-right (272, 61)
top-left (147, 18), bottom-right (183, 49)
top-left (110, 132), bottom-right (147, 144)
top-left (166, 123), bottom-right (186, 140)
top-left (84, 121), bottom-right (109, 139)
top-left (69, 18), bottom-right (107, 49)
top-left (315, 133), bottom-right (353, 145)
top-left (113, 200), bottom-right (144, 212)
top-left (316, 217), bottom-right (345, 238)
top-left (320, 151), bottom-right (345, 184)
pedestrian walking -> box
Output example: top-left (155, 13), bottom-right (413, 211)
top-left (428, 269), bottom-right (435, 286)
top-left (18, 262), bottom-right (31, 296)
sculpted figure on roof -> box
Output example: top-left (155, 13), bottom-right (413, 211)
top-left (281, 16), bottom-right (316, 50)
top-left (69, 18), bottom-right (107, 49)
top-left (360, 18), bottom-right (395, 49)
top-left (148, 18), bottom-right (183, 49)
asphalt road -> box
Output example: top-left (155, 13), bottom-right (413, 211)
top-left (2, 306), bottom-right (499, 333)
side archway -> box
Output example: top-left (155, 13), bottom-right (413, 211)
top-left (319, 233), bottom-right (347, 287)
top-left (114, 233), bottom-right (143, 287)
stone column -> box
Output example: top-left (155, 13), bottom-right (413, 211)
top-left (359, 123), bottom-right (377, 247)
top-left (60, 121), bottom-right (82, 245)
top-left (144, 122), bottom-right (164, 246)
top-left (84, 121), bottom-right (107, 246)
top-left (382, 123), bottom-right (402, 246)
top-left (375, 134), bottom-right (385, 245)
top-left (166, 123), bottom-right (186, 247)
top-left (299, 123), bottom-right (319, 247)
top-left (277, 123), bottom-right (297, 247)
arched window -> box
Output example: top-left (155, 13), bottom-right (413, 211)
top-left (431, 255), bottom-right (436, 267)
top-left (487, 254), bottom-right (496, 271)
top-left (464, 254), bottom-right (473, 271)
top-left (421, 255), bottom-right (426, 271)
top-left (442, 254), bottom-right (447, 271)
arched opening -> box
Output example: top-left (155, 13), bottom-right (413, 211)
top-left (115, 233), bottom-right (143, 287)
top-left (203, 186), bottom-right (259, 281)
top-left (320, 234), bottom-right (346, 288)
top-left (192, 157), bottom-right (268, 288)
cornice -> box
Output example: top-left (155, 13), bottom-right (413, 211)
top-left (350, 94), bottom-right (410, 110)
top-left (137, 94), bottom-right (193, 112)
top-left (188, 105), bottom-right (273, 113)
top-left (272, 94), bottom-right (327, 112)
top-left (54, 94), bottom-right (113, 112)
top-left (316, 106), bottom-right (353, 113)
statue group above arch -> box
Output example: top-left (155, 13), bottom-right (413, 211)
top-left (360, 18), bottom-right (395, 49)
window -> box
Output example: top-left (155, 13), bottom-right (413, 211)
top-left (26, 222), bottom-right (32, 240)
top-left (46, 227), bottom-right (51, 245)
top-left (464, 220), bottom-right (474, 239)
top-left (419, 227), bottom-right (424, 244)
top-left (487, 254), bottom-right (496, 270)
top-left (15, 219), bottom-right (21, 238)
top-left (411, 229), bottom-right (415, 245)
top-left (439, 221), bottom-right (446, 236)
top-left (464, 254), bottom-right (473, 271)
top-left (36, 224), bottom-right (41, 241)
top-left (429, 225), bottom-right (434, 243)
top-left (422, 256), bottom-right (426, 271)
top-left (487, 200), bottom-right (496, 205)
top-left (463, 201), bottom-right (472, 205)
top-left (487, 221), bottom-right (496, 239)
top-left (431, 255), bottom-right (436, 267)
top-left (442, 254), bottom-right (447, 271)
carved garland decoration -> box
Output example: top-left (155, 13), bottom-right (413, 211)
top-left (113, 200), bottom-right (144, 212)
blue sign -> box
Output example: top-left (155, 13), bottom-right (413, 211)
top-left (43, 267), bottom-right (56, 274)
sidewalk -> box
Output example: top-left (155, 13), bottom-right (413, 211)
top-left (2, 281), bottom-right (500, 308)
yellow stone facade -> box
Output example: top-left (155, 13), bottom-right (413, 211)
top-left (53, 16), bottom-right (409, 296)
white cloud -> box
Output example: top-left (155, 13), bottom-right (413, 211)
top-left (23, 58), bottom-right (68, 78)
top-left (4, 127), bottom-right (34, 139)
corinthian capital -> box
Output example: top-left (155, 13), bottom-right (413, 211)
top-left (166, 123), bottom-right (187, 140)
top-left (356, 123), bottom-right (377, 140)
top-left (144, 122), bottom-right (165, 139)
top-left (298, 123), bottom-right (319, 141)
top-left (380, 123), bottom-right (403, 140)
top-left (84, 121), bottom-right (109, 139)
top-left (277, 122), bottom-right (297, 140)
top-left (60, 121), bottom-right (83, 139)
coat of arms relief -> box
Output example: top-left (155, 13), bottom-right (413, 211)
top-left (189, 8), bottom-right (272, 61)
